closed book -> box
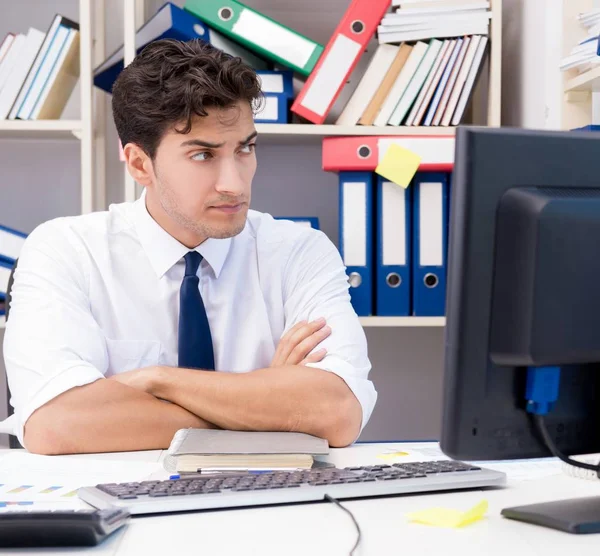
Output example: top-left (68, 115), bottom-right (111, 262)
top-left (9, 15), bottom-right (77, 120)
top-left (184, 0), bottom-right (323, 76)
top-left (0, 27), bottom-right (45, 120)
top-left (336, 44), bottom-right (398, 126)
top-left (164, 429), bottom-right (329, 473)
top-left (360, 43), bottom-right (412, 126)
top-left (30, 29), bottom-right (79, 120)
top-left (373, 41), bottom-right (428, 127)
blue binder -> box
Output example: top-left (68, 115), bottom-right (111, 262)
top-left (274, 217), bottom-right (320, 230)
top-left (339, 172), bottom-right (374, 317)
top-left (93, 2), bottom-right (268, 92)
top-left (0, 224), bottom-right (27, 265)
top-left (256, 70), bottom-right (294, 98)
top-left (412, 172), bottom-right (449, 316)
top-left (0, 259), bottom-right (12, 296)
top-left (376, 176), bottom-right (411, 316)
top-left (254, 93), bottom-right (290, 123)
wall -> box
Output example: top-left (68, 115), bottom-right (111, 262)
top-left (0, 0), bottom-right (456, 448)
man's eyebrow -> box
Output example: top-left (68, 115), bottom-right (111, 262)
top-left (180, 131), bottom-right (258, 149)
top-left (239, 131), bottom-right (258, 145)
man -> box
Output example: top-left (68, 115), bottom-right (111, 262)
top-left (3, 39), bottom-right (376, 455)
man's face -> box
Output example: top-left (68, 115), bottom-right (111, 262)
top-left (146, 101), bottom-right (257, 244)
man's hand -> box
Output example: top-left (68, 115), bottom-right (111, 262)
top-left (270, 318), bottom-right (331, 367)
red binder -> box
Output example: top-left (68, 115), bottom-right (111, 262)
top-left (291, 0), bottom-right (391, 125)
top-left (322, 136), bottom-right (455, 172)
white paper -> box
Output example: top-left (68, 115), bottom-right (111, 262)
top-left (0, 452), bottom-right (161, 508)
top-left (419, 181), bottom-right (444, 267)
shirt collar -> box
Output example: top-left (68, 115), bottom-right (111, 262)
top-left (133, 190), bottom-right (231, 279)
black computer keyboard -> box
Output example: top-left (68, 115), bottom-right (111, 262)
top-left (78, 460), bottom-right (507, 515)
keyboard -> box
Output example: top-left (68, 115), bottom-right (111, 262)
top-left (78, 460), bottom-right (506, 515)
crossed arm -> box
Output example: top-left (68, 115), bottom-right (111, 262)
top-left (24, 319), bottom-right (363, 455)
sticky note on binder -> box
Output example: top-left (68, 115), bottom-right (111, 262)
top-left (375, 143), bottom-right (422, 188)
top-left (406, 500), bottom-right (488, 528)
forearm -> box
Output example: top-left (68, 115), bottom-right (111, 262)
top-left (24, 379), bottom-right (215, 455)
top-left (151, 366), bottom-right (362, 447)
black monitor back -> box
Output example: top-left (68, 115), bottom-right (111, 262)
top-left (441, 126), bottom-right (600, 461)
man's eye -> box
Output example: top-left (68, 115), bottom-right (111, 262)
top-left (240, 143), bottom-right (256, 154)
top-left (192, 152), bottom-right (212, 161)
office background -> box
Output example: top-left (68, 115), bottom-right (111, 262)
top-left (0, 0), bottom-right (588, 447)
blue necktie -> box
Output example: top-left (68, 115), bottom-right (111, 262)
top-left (178, 251), bottom-right (215, 370)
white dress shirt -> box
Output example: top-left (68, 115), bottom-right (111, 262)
top-left (3, 193), bottom-right (376, 446)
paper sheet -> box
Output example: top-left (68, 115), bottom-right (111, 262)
top-left (407, 500), bottom-right (488, 528)
top-left (375, 143), bottom-right (422, 188)
top-left (0, 452), bottom-right (161, 509)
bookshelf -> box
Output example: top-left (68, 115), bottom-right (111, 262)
top-left (561, 0), bottom-right (596, 129)
top-left (255, 124), bottom-right (457, 137)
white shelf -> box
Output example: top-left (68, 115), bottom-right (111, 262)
top-left (255, 124), bottom-right (456, 137)
top-left (565, 66), bottom-right (600, 93)
top-left (0, 120), bottom-right (82, 139)
top-left (359, 317), bottom-right (446, 327)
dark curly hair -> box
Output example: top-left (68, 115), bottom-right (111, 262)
top-left (112, 38), bottom-right (263, 159)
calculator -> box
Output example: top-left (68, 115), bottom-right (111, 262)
top-left (0, 506), bottom-right (130, 547)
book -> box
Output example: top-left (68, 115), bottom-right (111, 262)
top-left (10, 15), bottom-right (79, 120)
top-left (163, 429), bottom-right (330, 473)
top-left (0, 27), bottom-right (45, 120)
top-left (30, 28), bottom-right (80, 120)
top-left (360, 43), bottom-right (412, 125)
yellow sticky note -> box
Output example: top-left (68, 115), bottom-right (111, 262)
top-left (375, 143), bottom-right (422, 188)
top-left (406, 500), bottom-right (488, 528)
top-left (377, 451), bottom-right (409, 461)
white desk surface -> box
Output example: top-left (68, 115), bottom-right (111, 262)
top-left (2, 442), bottom-right (600, 556)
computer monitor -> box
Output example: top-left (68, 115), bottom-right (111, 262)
top-left (440, 126), bottom-right (600, 463)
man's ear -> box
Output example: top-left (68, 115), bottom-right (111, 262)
top-left (123, 143), bottom-right (154, 187)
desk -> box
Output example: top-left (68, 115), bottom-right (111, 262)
top-left (3, 443), bottom-right (600, 556)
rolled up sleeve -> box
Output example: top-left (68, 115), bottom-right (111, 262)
top-left (3, 221), bottom-right (108, 447)
top-left (283, 230), bottom-right (377, 433)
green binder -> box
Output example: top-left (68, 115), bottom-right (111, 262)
top-left (184, 0), bottom-right (323, 76)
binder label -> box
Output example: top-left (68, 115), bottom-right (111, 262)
top-left (300, 34), bottom-right (361, 117)
top-left (419, 181), bottom-right (443, 266)
top-left (258, 73), bottom-right (284, 93)
top-left (255, 95), bottom-right (279, 121)
top-left (233, 9), bottom-right (318, 68)
top-left (343, 182), bottom-right (367, 267)
top-left (382, 181), bottom-right (406, 266)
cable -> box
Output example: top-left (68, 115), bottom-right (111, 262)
top-left (533, 414), bottom-right (600, 477)
top-left (324, 494), bottom-right (361, 556)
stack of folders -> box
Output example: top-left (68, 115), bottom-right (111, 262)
top-left (323, 136), bottom-right (453, 318)
top-left (94, 2), bottom-right (318, 125)
top-left (0, 224), bottom-right (27, 316)
top-left (163, 429), bottom-right (330, 474)
top-left (0, 15), bottom-right (80, 121)
top-left (290, 0), bottom-right (490, 126)
top-left (560, 9), bottom-right (600, 74)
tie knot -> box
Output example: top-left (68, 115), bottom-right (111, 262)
top-left (184, 251), bottom-right (202, 277)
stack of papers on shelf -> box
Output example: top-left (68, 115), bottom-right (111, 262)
top-left (379, 0), bottom-right (491, 44)
top-left (560, 9), bottom-right (600, 73)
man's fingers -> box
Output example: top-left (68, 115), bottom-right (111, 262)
top-left (300, 348), bottom-right (327, 366)
top-left (276, 318), bottom-right (326, 364)
top-left (288, 325), bottom-right (331, 365)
